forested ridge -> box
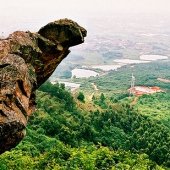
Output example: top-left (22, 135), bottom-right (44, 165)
top-left (0, 81), bottom-right (169, 169)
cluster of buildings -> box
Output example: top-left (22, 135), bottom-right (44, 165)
top-left (129, 74), bottom-right (163, 96)
top-left (130, 86), bottom-right (163, 96)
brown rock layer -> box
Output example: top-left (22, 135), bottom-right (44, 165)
top-left (0, 18), bottom-right (86, 154)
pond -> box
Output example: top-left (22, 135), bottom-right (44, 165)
top-left (51, 81), bottom-right (80, 89)
top-left (59, 82), bottom-right (80, 88)
top-left (71, 69), bottom-right (99, 78)
top-left (113, 59), bottom-right (150, 64)
top-left (92, 65), bottom-right (124, 71)
top-left (140, 55), bottom-right (168, 61)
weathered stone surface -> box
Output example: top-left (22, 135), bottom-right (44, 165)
top-left (0, 19), bottom-right (86, 154)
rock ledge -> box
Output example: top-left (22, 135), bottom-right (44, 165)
top-left (0, 19), bottom-right (86, 154)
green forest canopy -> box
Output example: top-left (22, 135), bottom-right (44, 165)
top-left (0, 81), bottom-right (169, 169)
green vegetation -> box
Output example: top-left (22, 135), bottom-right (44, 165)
top-left (77, 92), bottom-right (85, 103)
top-left (0, 81), bottom-right (169, 169)
top-left (70, 60), bottom-right (170, 98)
top-left (102, 51), bottom-right (123, 59)
top-left (131, 92), bottom-right (170, 129)
top-left (0, 145), bottom-right (165, 170)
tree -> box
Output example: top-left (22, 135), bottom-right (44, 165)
top-left (100, 93), bottom-right (105, 102)
top-left (77, 92), bottom-right (85, 103)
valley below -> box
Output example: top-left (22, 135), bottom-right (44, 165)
top-left (46, 15), bottom-right (170, 168)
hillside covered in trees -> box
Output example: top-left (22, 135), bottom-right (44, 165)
top-left (0, 81), bottom-right (169, 169)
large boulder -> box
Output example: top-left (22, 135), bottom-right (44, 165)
top-left (0, 19), bottom-right (86, 154)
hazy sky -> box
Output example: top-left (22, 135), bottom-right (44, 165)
top-left (1, 0), bottom-right (170, 17)
top-left (1, 0), bottom-right (170, 36)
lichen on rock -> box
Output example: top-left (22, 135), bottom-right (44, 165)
top-left (0, 18), bottom-right (86, 154)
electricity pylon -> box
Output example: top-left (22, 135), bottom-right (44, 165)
top-left (130, 73), bottom-right (135, 95)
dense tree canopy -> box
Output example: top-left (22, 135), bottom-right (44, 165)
top-left (0, 81), bottom-right (169, 169)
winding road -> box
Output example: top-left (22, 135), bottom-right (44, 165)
top-left (91, 83), bottom-right (99, 91)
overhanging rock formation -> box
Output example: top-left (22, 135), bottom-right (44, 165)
top-left (0, 19), bottom-right (86, 154)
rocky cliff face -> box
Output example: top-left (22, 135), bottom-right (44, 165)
top-left (0, 19), bottom-right (86, 154)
